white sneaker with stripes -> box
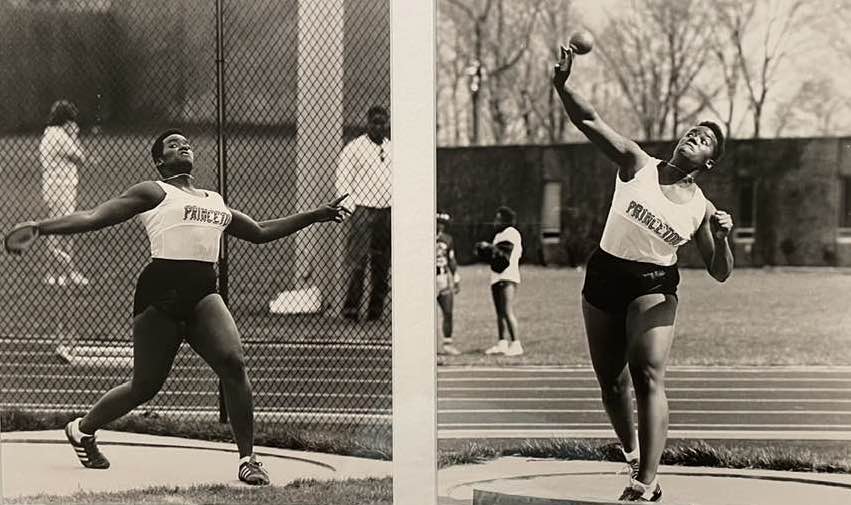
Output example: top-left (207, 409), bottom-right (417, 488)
top-left (239, 454), bottom-right (270, 485)
top-left (64, 418), bottom-right (110, 469)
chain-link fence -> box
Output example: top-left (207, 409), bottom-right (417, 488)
top-left (0, 0), bottom-right (391, 433)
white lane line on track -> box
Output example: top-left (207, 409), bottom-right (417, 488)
top-left (438, 409), bottom-right (851, 415)
top-left (438, 386), bottom-right (851, 392)
top-left (437, 429), bottom-right (851, 440)
top-left (0, 364), bottom-right (388, 373)
top-left (437, 397), bottom-right (851, 403)
top-left (436, 365), bottom-right (851, 372)
top-left (1, 388), bottom-right (390, 395)
top-left (0, 369), bottom-right (387, 379)
top-left (438, 377), bottom-right (851, 382)
top-left (437, 422), bottom-right (851, 429)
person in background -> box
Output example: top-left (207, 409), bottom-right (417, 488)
top-left (436, 212), bottom-right (461, 355)
top-left (39, 99), bottom-right (89, 286)
top-left (336, 106), bottom-right (392, 322)
top-left (475, 205), bottom-right (523, 357)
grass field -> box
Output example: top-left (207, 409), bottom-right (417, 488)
top-left (6, 477), bottom-right (392, 505)
top-left (438, 265), bottom-right (851, 366)
top-left (438, 438), bottom-right (851, 473)
top-left (1, 409), bottom-right (392, 460)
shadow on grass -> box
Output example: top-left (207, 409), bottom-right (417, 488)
top-left (1, 409), bottom-right (391, 461)
top-left (438, 438), bottom-right (851, 474)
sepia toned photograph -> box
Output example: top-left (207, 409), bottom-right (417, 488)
top-left (1, 0), bottom-right (393, 503)
top-left (435, 0), bottom-right (851, 504)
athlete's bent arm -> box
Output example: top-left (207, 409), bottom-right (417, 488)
top-left (37, 182), bottom-right (162, 236)
top-left (226, 195), bottom-right (349, 244)
top-left (552, 50), bottom-right (648, 179)
top-left (694, 201), bottom-right (734, 282)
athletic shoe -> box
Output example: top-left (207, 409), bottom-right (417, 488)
top-left (239, 455), bottom-right (270, 485)
top-left (504, 340), bottom-right (524, 356)
top-left (442, 343), bottom-right (461, 355)
top-left (618, 447), bottom-right (640, 480)
top-left (65, 418), bottom-right (110, 469)
top-left (618, 479), bottom-right (662, 502)
top-left (484, 339), bottom-right (509, 355)
top-left (626, 458), bottom-right (640, 480)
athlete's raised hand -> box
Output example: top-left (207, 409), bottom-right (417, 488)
top-left (710, 210), bottom-right (734, 240)
top-left (316, 194), bottom-right (352, 223)
top-left (552, 45), bottom-right (574, 89)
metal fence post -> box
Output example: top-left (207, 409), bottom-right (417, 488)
top-left (216, 0), bottom-right (230, 425)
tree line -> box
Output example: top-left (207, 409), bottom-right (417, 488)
top-left (437, 0), bottom-right (849, 146)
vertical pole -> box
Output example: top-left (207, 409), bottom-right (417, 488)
top-left (296, 0), bottom-right (344, 310)
top-left (215, 0), bottom-right (229, 424)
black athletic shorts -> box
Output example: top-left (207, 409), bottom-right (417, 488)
top-left (581, 247), bottom-right (679, 314)
top-left (133, 259), bottom-right (218, 320)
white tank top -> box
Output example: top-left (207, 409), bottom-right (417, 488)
top-left (137, 181), bottom-right (232, 263)
top-left (599, 158), bottom-right (707, 266)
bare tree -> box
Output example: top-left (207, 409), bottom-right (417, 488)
top-left (595, 0), bottom-right (716, 141)
top-left (436, 11), bottom-right (473, 146)
top-left (717, 0), bottom-right (816, 138)
top-left (483, 0), bottom-right (543, 143)
top-left (694, 4), bottom-right (746, 139)
top-left (774, 77), bottom-right (846, 137)
top-left (441, 0), bottom-right (543, 145)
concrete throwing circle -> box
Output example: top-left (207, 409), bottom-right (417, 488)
top-left (467, 471), bottom-right (851, 505)
top-left (1, 438), bottom-right (339, 499)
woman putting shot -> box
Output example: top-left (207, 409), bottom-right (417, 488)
top-left (552, 39), bottom-right (734, 501)
top-left (4, 129), bottom-right (350, 486)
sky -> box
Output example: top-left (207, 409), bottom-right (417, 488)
top-left (563, 0), bottom-right (851, 137)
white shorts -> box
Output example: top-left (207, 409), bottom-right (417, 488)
top-left (42, 178), bottom-right (77, 217)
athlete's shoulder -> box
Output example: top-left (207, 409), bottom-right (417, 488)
top-left (635, 155), bottom-right (661, 174)
top-left (703, 197), bottom-right (717, 215)
top-left (125, 180), bottom-right (167, 202)
top-left (619, 153), bottom-right (656, 182)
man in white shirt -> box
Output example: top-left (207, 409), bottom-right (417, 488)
top-left (336, 106), bottom-right (391, 322)
top-left (39, 100), bottom-right (89, 286)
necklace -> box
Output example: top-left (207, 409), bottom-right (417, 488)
top-left (161, 173), bottom-right (194, 182)
top-left (663, 161), bottom-right (694, 184)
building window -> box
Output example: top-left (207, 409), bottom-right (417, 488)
top-left (541, 181), bottom-right (561, 243)
top-left (733, 177), bottom-right (756, 242)
top-left (839, 177), bottom-right (851, 242)
top-left (842, 177), bottom-right (851, 229)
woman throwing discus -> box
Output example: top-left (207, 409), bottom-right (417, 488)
top-left (552, 48), bottom-right (734, 501)
top-left (6, 129), bottom-right (350, 486)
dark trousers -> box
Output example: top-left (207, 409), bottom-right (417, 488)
top-left (342, 206), bottom-right (391, 319)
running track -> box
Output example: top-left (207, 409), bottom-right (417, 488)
top-left (0, 337), bottom-right (391, 424)
top-left (437, 367), bottom-right (851, 440)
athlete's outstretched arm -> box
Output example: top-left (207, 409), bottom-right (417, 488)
top-left (37, 181), bottom-right (163, 236)
top-left (694, 201), bottom-right (734, 282)
top-left (552, 49), bottom-right (648, 179)
top-left (226, 194), bottom-right (350, 244)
